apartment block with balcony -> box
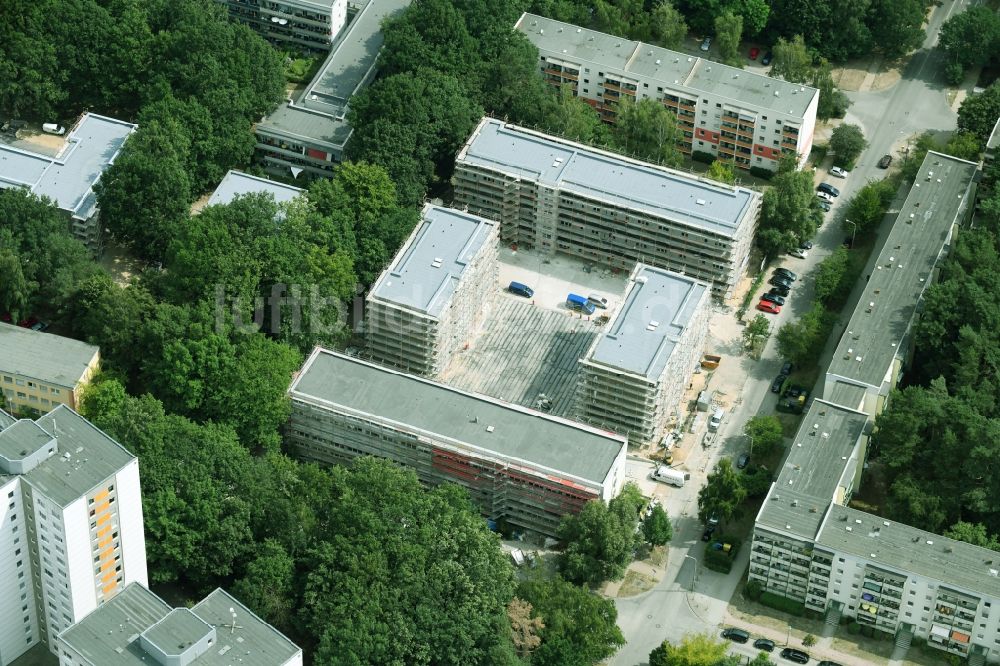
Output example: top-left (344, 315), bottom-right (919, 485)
top-left (366, 205), bottom-right (499, 376)
top-left (453, 118), bottom-right (761, 299)
top-left (514, 13), bottom-right (818, 172)
top-left (0, 113), bottom-right (136, 256)
top-left (254, 0), bottom-right (411, 180)
top-left (216, 0), bottom-right (348, 53)
top-left (285, 348), bottom-right (628, 536)
top-left (0, 405), bottom-right (147, 665)
top-left (56, 584), bottom-right (302, 666)
top-left (0, 323), bottom-right (100, 417)
top-left (576, 264), bottom-right (709, 443)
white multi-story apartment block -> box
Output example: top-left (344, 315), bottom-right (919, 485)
top-left (216, 0), bottom-right (348, 53)
top-left (285, 348), bottom-right (628, 535)
top-left (0, 113), bottom-right (136, 256)
top-left (0, 405), bottom-right (147, 665)
top-left (0, 323), bottom-right (100, 416)
top-left (366, 204), bottom-right (499, 375)
top-left (751, 154), bottom-right (994, 665)
top-left (56, 584), bottom-right (303, 666)
top-left (576, 264), bottom-right (709, 443)
top-left (453, 117), bottom-right (761, 298)
top-left (515, 13), bottom-right (819, 173)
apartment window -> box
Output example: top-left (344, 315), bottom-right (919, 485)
top-left (762, 116), bottom-right (767, 120)
top-left (702, 98), bottom-right (708, 103)
top-left (598, 71), bottom-right (603, 76)
top-left (51, 388), bottom-right (60, 395)
top-left (2, 376), bottom-right (10, 383)
top-left (27, 381), bottom-right (34, 388)
top-left (643, 83), bottom-right (648, 88)
top-left (583, 78), bottom-right (589, 83)
top-left (40, 386), bottom-right (47, 393)
top-left (583, 88), bottom-right (588, 93)
top-left (716, 103), bottom-right (721, 107)
top-left (698, 141), bottom-right (704, 145)
top-left (701, 110), bottom-right (707, 115)
top-left (16, 392), bottom-right (25, 399)
top-left (15, 379), bottom-right (24, 386)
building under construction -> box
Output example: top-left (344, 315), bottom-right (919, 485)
top-left (576, 264), bottom-right (709, 443)
top-left (286, 348), bottom-right (628, 535)
top-left (366, 204), bottom-right (499, 375)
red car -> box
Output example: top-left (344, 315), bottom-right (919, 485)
top-left (749, 47), bottom-right (760, 60)
top-left (17, 316), bottom-right (39, 328)
top-left (757, 300), bottom-right (780, 314)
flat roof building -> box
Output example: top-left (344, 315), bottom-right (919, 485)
top-left (515, 13), bottom-right (819, 172)
top-left (206, 170), bottom-right (304, 208)
top-left (0, 113), bottom-right (136, 255)
top-left (453, 118), bottom-right (761, 298)
top-left (0, 406), bottom-right (147, 665)
top-left (366, 204), bottom-right (499, 375)
top-left (57, 583), bottom-right (302, 666)
top-left (823, 152), bottom-right (978, 418)
top-left (216, 0), bottom-right (348, 53)
top-left (254, 0), bottom-right (411, 179)
top-left (576, 264), bottom-right (709, 443)
top-left (286, 348), bottom-right (628, 535)
top-left (0, 323), bottom-right (101, 415)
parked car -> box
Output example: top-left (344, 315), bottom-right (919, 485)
top-left (773, 268), bottom-right (797, 281)
top-left (17, 316), bottom-right (38, 329)
top-left (754, 638), bottom-right (776, 652)
top-left (817, 182), bottom-right (840, 197)
top-left (508, 281), bottom-right (534, 298)
top-left (829, 166), bottom-right (848, 178)
top-left (700, 37), bottom-right (712, 51)
top-left (790, 247), bottom-right (808, 259)
top-left (878, 154), bottom-right (893, 169)
top-left (781, 361), bottom-right (793, 375)
top-left (799, 240), bottom-right (813, 250)
top-left (762, 51), bottom-right (773, 65)
top-left (757, 300), bottom-right (781, 314)
top-left (761, 292), bottom-right (785, 306)
top-left (29, 321), bottom-right (49, 332)
top-left (843, 236), bottom-right (854, 249)
top-left (587, 294), bottom-right (608, 309)
top-left (816, 191), bottom-right (834, 203)
top-left (701, 527), bottom-right (715, 541)
top-left (771, 374), bottom-right (787, 393)
top-left (818, 200), bottom-right (831, 212)
top-left (737, 452), bottom-right (750, 469)
top-left (749, 46), bottom-right (760, 59)
top-left (721, 628), bottom-right (750, 644)
top-left (708, 408), bottom-right (725, 432)
top-left (769, 285), bottom-right (790, 297)
top-left (770, 276), bottom-right (793, 290)
top-left (780, 648), bottom-right (810, 663)
top-left (817, 661), bottom-right (843, 666)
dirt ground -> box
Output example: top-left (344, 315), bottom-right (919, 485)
top-left (8, 130), bottom-right (69, 156)
top-left (832, 56), bottom-right (902, 94)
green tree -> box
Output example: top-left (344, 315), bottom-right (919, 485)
top-left (757, 167), bottom-right (820, 257)
top-left (728, 0), bottom-right (770, 36)
top-left (943, 521), bottom-right (1000, 551)
top-left (830, 123), bottom-right (867, 166)
top-left (742, 314), bottom-right (770, 354)
top-left (649, 632), bottom-right (739, 666)
top-left (813, 246), bottom-right (852, 306)
top-left (812, 59), bottom-right (849, 121)
top-left (642, 505), bottom-right (673, 546)
top-left (650, 0), bottom-right (688, 49)
top-left (613, 97), bottom-right (682, 167)
top-left (945, 130), bottom-right (983, 161)
top-left (938, 6), bottom-right (1000, 81)
top-left (232, 539), bottom-right (297, 633)
top-left (958, 84), bottom-right (1000, 147)
top-left (557, 500), bottom-right (636, 585)
top-left (518, 577), bottom-right (626, 666)
top-left (744, 415), bottom-right (784, 457)
top-left (714, 11), bottom-right (744, 66)
top-left (869, 0), bottom-right (926, 58)
top-left (844, 178), bottom-right (895, 235)
top-left (741, 465), bottom-right (774, 498)
top-left (776, 302), bottom-right (833, 367)
top-left (706, 160), bottom-right (736, 184)
top-left (0, 249), bottom-right (30, 322)
top-left (544, 84), bottom-right (610, 146)
top-left (698, 459), bottom-right (747, 527)
top-left (769, 35), bottom-right (812, 83)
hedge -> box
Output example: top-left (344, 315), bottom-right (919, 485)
top-left (759, 591), bottom-right (806, 617)
top-left (692, 150), bottom-right (716, 164)
top-left (749, 166), bottom-right (775, 180)
top-left (704, 536), bottom-right (742, 574)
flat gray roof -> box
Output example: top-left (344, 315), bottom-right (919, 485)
top-left (0, 408), bottom-right (14, 430)
top-left (826, 152), bottom-right (977, 390)
top-left (58, 584), bottom-right (302, 665)
top-left (818, 504), bottom-right (1000, 599)
top-left (585, 265), bottom-right (707, 379)
top-left (516, 13), bottom-right (818, 119)
top-left (256, 0), bottom-right (411, 149)
top-left (289, 348), bottom-right (627, 485)
top-left (0, 419), bottom-right (52, 464)
top-left (369, 205), bottom-right (496, 318)
top-left (457, 118), bottom-right (757, 238)
top-left (827, 380), bottom-right (866, 411)
top-left (756, 399), bottom-right (867, 538)
top-left (0, 322), bottom-right (99, 388)
top-left (0, 113), bottom-right (135, 220)
top-left (141, 608), bottom-right (212, 658)
top-left (206, 170), bottom-right (303, 207)
top-left (24, 406), bottom-right (136, 507)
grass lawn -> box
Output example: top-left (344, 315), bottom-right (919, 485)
top-left (284, 54), bottom-right (322, 84)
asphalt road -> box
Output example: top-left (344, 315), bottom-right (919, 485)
top-left (611, 3), bottom-right (970, 662)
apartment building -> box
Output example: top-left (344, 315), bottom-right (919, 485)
top-left (285, 348), bottom-right (628, 535)
top-left (56, 584), bottom-right (302, 666)
top-left (206, 170), bottom-right (304, 208)
top-left (822, 152), bottom-right (978, 420)
top-left (751, 153), bottom-right (993, 665)
top-left (216, 0), bottom-right (348, 53)
top-left (254, 0), bottom-right (411, 179)
top-left (0, 113), bottom-right (136, 256)
top-left (0, 405), bottom-right (147, 665)
top-left (0, 324), bottom-right (100, 416)
top-left (366, 205), bottom-right (498, 375)
top-left (576, 264), bottom-right (709, 443)
top-left (453, 117), bottom-right (761, 298)
top-left (514, 13), bottom-right (819, 172)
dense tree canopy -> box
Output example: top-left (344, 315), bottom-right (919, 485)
top-left (757, 158), bottom-right (823, 257)
top-left (698, 459), bottom-right (747, 527)
top-left (939, 6), bottom-right (1000, 84)
top-left (649, 632), bottom-right (740, 666)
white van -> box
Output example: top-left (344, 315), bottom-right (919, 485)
top-left (651, 465), bottom-right (687, 487)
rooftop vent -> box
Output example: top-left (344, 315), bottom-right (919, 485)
top-left (696, 198), bottom-right (706, 205)
top-left (926, 540), bottom-right (934, 545)
top-left (576, 28), bottom-right (581, 33)
top-left (431, 258), bottom-right (443, 268)
top-left (635, 276), bottom-right (648, 284)
top-left (656, 59), bottom-right (661, 65)
top-left (883, 521), bottom-right (891, 527)
top-left (791, 499), bottom-right (798, 507)
top-left (539, 29), bottom-right (544, 35)
top-left (774, 91), bottom-right (779, 97)
top-left (846, 526), bottom-right (853, 532)
top-left (486, 425), bottom-right (495, 433)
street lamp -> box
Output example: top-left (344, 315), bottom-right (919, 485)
top-left (845, 219), bottom-right (857, 248)
top-left (747, 434), bottom-right (754, 456)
